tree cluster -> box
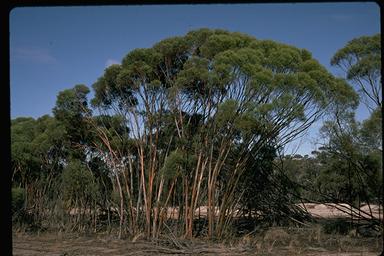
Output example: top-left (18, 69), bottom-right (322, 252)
top-left (12, 29), bottom-right (379, 239)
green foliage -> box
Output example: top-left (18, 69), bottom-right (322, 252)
top-left (161, 150), bottom-right (180, 179)
top-left (316, 155), bottom-right (358, 202)
top-left (53, 84), bottom-right (90, 121)
top-left (234, 111), bottom-right (261, 137)
top-left (53, 85), bottom-right (92, 148)
top-left (331, 34), bottom-right (381, 108)
top-left (360, 107), bottom-right (382, 150)
top-left (53, 85), bottom-right (94, 161)
top-left (237, 145), bottom-right (278, 213)
top-left (87, 156), bottom-right (113, 202)
top-left (198, 31), bottom-right (252, 58)
top-left (92, 114), bottom-right (133, 155)
top-left (161, 149), bottom-right (196, 180)
top-left (322, 219), bottom-right (352, 235)
top-left (92, 64), bottom-right (138, 109)
top-left (215, 99), bottom-right (238, 128)
top-left (12, 187), bottom-right (25, 214)
top-left (288, 102), bottom-right (382, 205)
top-left (361, 151), bottom-right (382, 200)
top-left (331, 34), bottom-right (381, 80)
top-left (61, 159), bottom-right (99, 205)
top-left (91, 28), bottom-right (356, 121)
top-left (175, 57), bottom-right (211, 96)
top-left (11, 116), bottom-right (66, 186)
top-left (314, 122), bottom-right (381, 204)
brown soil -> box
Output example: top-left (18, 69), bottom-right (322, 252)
top-left (12, 232), bottom-right (249, 256)
top-left (12, 204), bottom-right (383, 255)
top-left (12, 231), bottom-right (382, 256)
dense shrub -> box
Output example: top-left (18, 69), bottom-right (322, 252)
top-left (12, 187), bottom-right (25, 214)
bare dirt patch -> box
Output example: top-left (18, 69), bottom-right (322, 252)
top-left (12, 232), bottom-right (249, 256)
top-left (12, 204), bottom-right (382, 255)
top-left (13, 230), bottom-right (382, 256)
top-left (298, 203), bottom-right (383, 219)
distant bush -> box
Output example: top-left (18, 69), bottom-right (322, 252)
top-left (61, 159), bottom-right (99, 205)
top-left (322, 219), bottom-right (352, 235)
top-left (12, 187), bottom-right (25, 214)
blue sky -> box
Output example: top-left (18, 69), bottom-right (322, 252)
top-left (10, 3), bottom-right (380, 155)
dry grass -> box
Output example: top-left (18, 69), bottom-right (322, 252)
top-left (12, 203), bottom-right (383, 255)
top-left (13, 227), bottom-right (381, 256)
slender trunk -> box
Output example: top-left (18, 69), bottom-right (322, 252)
top-left (122, 167), bottom-right (135, 235)
top-left (184, 176), bottom-right (189, 237)
top-left (139, 146), bottom-right (150, 236)
top-left (158, 177), bottom-right (177, 234)
top-left (152, 177), bottom-right (164, 238)
top-left (186, 152), bottom-right (203, 238)
top-left (207, 173), bottom-right (214, 238)
top-left (115, 173), bottom-right (124, 239)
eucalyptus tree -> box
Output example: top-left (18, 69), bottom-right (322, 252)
top-left (52, 84), bottom-right (113, 231)
top-left (11, 117), bottom-right (39, 188)
top-left (53, 84), bottom-right (92, 160)
top-left (61, 159), bottom-right (99, 230)
top-left (11, 115), bottom-right (68, 225)
top-left (89, 114), bottom-right (136, 237)
top-left (90, 28), bottom-right (356, 238)
top-left (319, 108), bottom-right (382, 211)
top-left (311, 34), bottom-right (383, 223)
top-left (331, 34), bottom-right (381, 111)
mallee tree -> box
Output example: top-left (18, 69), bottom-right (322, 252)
top-left (89, 29), bottom-right (357, 238)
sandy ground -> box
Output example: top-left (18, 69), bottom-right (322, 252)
top-left (12, 203), bottom-right (383, 255)
top-left (68, 204), bottom-right (383, 220)
top-left (13, 233), bottom-right (151, 256)
top-left (12, 233), bottom-right (252, 256)
top-left (298, 203), bottom-right (383, 220)
top-left (12, 232), bottom-right (382, 256)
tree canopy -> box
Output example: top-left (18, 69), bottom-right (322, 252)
top-left (331, 34), bottom-right (381, 111)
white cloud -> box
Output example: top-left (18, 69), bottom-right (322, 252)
top-left (105, 59), bottom-right (120, 67)
top-left (11, 47), bottom-right (57, 64)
